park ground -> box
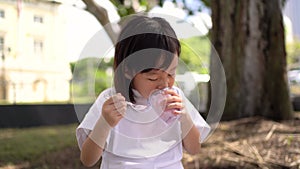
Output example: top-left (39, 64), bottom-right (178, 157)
top-left (0, 114), bottom-right (299, 169)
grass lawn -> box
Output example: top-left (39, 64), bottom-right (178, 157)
top-left (0, 123), bottom-right (78, 167)
top-left (0, 114), bottom-right (299, 169)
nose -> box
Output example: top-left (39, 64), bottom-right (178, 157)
top-left (157, 77), bottom-right (169, 90)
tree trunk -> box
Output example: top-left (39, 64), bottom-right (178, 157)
top-left (81, 0), bottom-right (159, 44)
top-left (82, 0), bottom-right (119, 44)
top-left (210, 0), bottom-right (293, 120)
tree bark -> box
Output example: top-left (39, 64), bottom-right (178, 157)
top-left (82, 0), bottom-right (119, 44)
top-left (210, 0), bottom-right (293, 120)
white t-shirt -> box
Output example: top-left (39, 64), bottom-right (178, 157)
top-left (76, 87), bottom-right (210, 169)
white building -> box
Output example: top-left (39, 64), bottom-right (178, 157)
top-left (283, 0), bottom-right (300, 41)
top-left (0, 0), bottom-right (71, 103)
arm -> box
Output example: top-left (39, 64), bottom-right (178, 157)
top-left (164, 89), bottom-right (201, 155)
top-left (80, 93), bottom-right (126, 167)
top-left (80, 136), bottom-right (103, 167)
top-left (180, 111), bottom-right (201, 155)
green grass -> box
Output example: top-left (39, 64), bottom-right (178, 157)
top-left (0, 124), bottom-right (77, 166)
top-left (0, 101), bottom-right (72, 105)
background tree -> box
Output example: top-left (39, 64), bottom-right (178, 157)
top-left (71, 58), bottom-right (114, 103)
top-left (81, 0), bottom-right (155, 44)
top-left (210, 0), bottom-right (293, 120)
top-left (81, 0), bottom-right (119, 44)
top-left (80, 0), bottom-right (293, 121)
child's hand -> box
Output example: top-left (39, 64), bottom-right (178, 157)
top-left (102, 93), bottom-right (126, 127)
top-left (163, 89), bottom-right (183, 114)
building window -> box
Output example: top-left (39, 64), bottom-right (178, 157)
top-left (34, 40), bottom-right (44, 57)
top-left (33, 15), bottom-right (43, 23)
top-left (0, 10), bottom-right (4, 19)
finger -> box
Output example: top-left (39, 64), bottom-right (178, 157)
top-left (102, 103), bottom-right (124, 116)
top-left (172, 109), bottom-right (182, 115)
top-left (106, 93), bottom-right (125, 105)
top-left (164, 89), bottom-right (179, 96)
top-left (113, 93), bottom-right (126, 101)
top-left (113, 100), bottom-right (127, 110)
top-left (116, 106), bottom-right (127, 116)
top-left (166, 102), bottom-right (184, 110)
top-left (102, 104), bottom-right (115, 114)
top-left (111, 110), bottom-right (124, 116)
top-left (111, 106), bottom-right (126, 116)
top-left (166, 95), bottom-right (182, 104)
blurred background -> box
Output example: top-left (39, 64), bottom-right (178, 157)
top-left (0, 0), bottom-right (299, 168)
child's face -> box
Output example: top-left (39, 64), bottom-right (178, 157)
top-left (132, 56), bottom-right (178, 99)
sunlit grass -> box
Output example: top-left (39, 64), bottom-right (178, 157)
top-left (0, 124), bottom-right (77, 166)
top-left (290, 85), bottom-right (300, 95)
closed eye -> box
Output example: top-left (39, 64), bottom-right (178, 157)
top-left (148, 78), bottom-right (158, 81)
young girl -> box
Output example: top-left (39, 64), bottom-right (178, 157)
top-left (76, 15), bottom-right (211, 169)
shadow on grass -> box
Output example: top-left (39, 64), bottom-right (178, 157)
top-left (1, 114), bottom-right (300, 169)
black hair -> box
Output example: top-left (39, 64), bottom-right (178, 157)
top-left (113, 15), bottom-right (181, 102)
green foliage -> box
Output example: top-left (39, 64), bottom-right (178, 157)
top-left (201, 0), bottom-right (211, 8)
top-left (179, 36), bottom-right (210, 74)
top-left (0, 124), bottom-right (76, 165)
top-left (70, 36), bottom-right (210, 103)
top-left (70, 57), bottom-right (113, 103)
top-left (110, 0), bottom-right (150, 17)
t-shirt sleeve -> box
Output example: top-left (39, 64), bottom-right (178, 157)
top-left (177, 87), bottom-right (211, 143)
top-left (75, 88), bottom-right (111, 150)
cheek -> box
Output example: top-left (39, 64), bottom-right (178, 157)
top-left (143, 84), bottom-right (157, 97)
top-left (168, 78), bottom-right (175, 86)
top-left (132, 78), bottom-right (154, 98)
top-left (141, 83), bottom-right (162, 98)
